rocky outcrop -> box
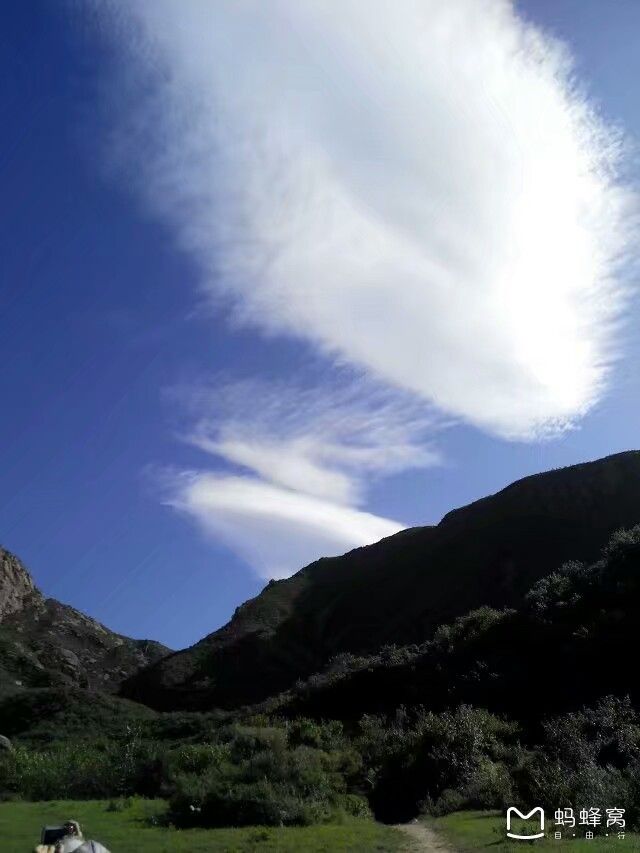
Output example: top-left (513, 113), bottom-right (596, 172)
top-left (0, 734), bottom-right (12, 751)
top-left (0, 550), bottom-right (42, 620)
top-left (0, 548), bottom-right (171, 694)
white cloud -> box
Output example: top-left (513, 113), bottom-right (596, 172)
top-left (168, 472), bottom-right (403, 580)
top-left (158, 379), bottom-right (438, 578)
top-left (180, 378), bottom-right (441, 505)
top-left (95, 0), bottom-right (634, 439)
top-left (90, 0), bottom-right (636, 577)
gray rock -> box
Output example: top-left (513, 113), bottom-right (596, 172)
top-left (0, 735), bottom-right (13, 751)
top-left (58, 648), bottom-right (81, 667)
top-left (0, 545), bottom-right (171, 693)
top-left (0, 548), bottom-right (43, 621)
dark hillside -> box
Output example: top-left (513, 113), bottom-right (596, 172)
top-left (123, 450), bottom-right (640, 710)
top-left (276, 525), bottom-right (640, 723)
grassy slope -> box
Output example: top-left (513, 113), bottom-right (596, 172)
top-left (430, 811), bottom-right (640, 851)
top-left (0, 799), bottom-right (410, 853)
top-left (0, 689), bottom-right (157, 742)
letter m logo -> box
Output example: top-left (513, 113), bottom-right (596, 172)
top-left (506, 806), bottom-right (545, 840)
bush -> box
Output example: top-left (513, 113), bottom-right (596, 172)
top-left (168, 731), bottom-right (361, 828)
top-left (369, 706), bottom-right (518, 822)
top-left (462, 759), bottom-right (513, 810)
top-left (166, 743), bottom-right (230, 776)
top-left (0, 731), bottom-right (164, 801)
top-left (515, 752), bottom-right (635, 826)
top-left (287, 718), bottom-right (345, 751)
top-left (429, 788), bottom-right (467, 816)
top-left (0, 744), bottom-right (117, 800)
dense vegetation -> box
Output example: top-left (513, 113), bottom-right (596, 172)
top-left (3, 694), bottom-right (640, 828)
top-left (124, 451), bottom-right (640, 711)
top-left (3, 526), bottom-right (640, 831)
top-left (279, 525), bottom-right (640, 723)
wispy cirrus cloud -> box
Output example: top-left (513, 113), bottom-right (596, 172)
top-left (94, 0), bottom-right (634, 438)
top-left (179, 379), bottom-right (441, 506)
top-left (89, 0), bottom-right (635, 577)
top-left (160, 379), bottom-right (439, 578)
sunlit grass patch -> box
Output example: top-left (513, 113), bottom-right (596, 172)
top-left (429, 810), bottom-right (640, 851)
top-left (0, 797), bottom-right (408, 853)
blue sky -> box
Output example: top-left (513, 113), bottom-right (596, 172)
top-left (1, 1), bottom-right (639, 650)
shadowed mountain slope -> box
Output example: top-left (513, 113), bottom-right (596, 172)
top-left (275, 523), bottom-right (640, 725)
top-left (122, 450), bottom-right (640, 711)
top-left (0, 548), bottom-right (171, 697)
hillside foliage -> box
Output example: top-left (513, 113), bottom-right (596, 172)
top-left (3, 527), bottom-right (640, 829)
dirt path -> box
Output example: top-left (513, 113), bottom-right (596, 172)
top-left (393, 819), bottom-right (457, 852)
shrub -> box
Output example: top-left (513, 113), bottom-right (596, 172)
top-left (168, 734), bottom-right (359, 828)
top-left (369, 706), bottom-right (518, 822)
top-left (166, 743), bottom-right (230, 776)
top-left (514, 698), bottom-right (640, 830)
top-left (429, 788), bottom-right (467, 816)
top-left (462, 759), bottom-right (513, 810)
top-left (0, 744), bottom-right (117, 800)
top-left (287, 718), bottom-right (345, 751)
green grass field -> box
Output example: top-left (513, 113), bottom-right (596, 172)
top-left (429, 810), bottom-right (640, 851)
top-left (0, 798), bottom-right (410, 853)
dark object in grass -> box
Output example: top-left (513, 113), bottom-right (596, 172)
top-left (40, 826), bottom-right (68, 845)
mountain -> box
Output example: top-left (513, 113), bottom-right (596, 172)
top-left (0, 548), bottom-right (171, 696)
top-left (122, 450), bottom-right (640, 711)
top-left (277, 523), bottom-right (640, 726)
